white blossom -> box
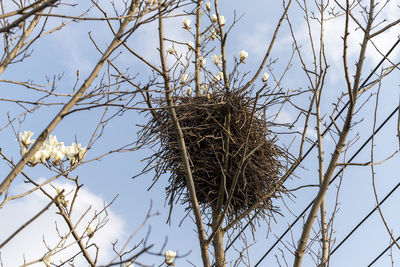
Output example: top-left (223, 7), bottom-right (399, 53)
top-left (213, 72), bottom-right (224, 82)
top-left (167, 47), bottom-right (175, 54)
top-left (47, 135), bottom-right (59, 148)
top-left (56, 188), bottom-right (68, 207)
top-left (206, 2), bottom-right (211, 11)
top-left (19, 131), bottom-right (35, 147)
top-left (218, 16), bottom-right (226, 26)
top-left (57, 142), bottom-right (66, 154)
top-left (198, 56), bottom-right (206, 67)
top-left (18, 133), bottom-right (86, 166)
top-left (44, 136), bottom-right (66, 163)
top-left (201, 84), bottom-right (208, 95)
top-left (65, 145), bottom-right (74, 162)
top-left (164, 250), bottom-right (177, 265)
top-left (40, 143), bottom-right (52, 152)
top-left (78, 146), bottom-right (86, 161)
top-left (262, 72), bottom-right (269, 82)
top-left (211, 14), bottom-right (225, 26)
top-left (187, 41), bottom-right (194, 50)
top-left (87, 225), bottom-right (95, 238)
top-left (239, 50), bottom-right (248, 62)
top-left (186, 87), bottom-right (192, 97)
top-left (39, 147), bottom-right (52, 164)
top-left (210, 30), bottom-right (217, 40)
top-left (180, 73), bottom-right (188, 84)
top-left (29, 150), bottom-right (41, 164)
top-left (20, 146), bottom-right (28, 157)
top-left (125, 261), bottom-right (133, 267)
top-left (211, 54), bottom-right (222, 67)
top-left (51, 149), bottom-right (64, 165)
top-left (73, 143), bottom-right (86, 160)
top-left (183, 18), bottom-right (191, 30)
top-left (65, 142), bottom-right (86, 165)
top-left (56, 188), bottom-right (64, 204)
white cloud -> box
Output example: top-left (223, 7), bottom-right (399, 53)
top-left (292, 3), bottom-right (400, 72)
top-left (0, 179), bottom-right (125, 266)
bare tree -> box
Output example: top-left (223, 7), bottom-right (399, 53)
top-left (1, 0), bottom-right (400, 266)
top-left (0, 0), bottom-right (185, 266)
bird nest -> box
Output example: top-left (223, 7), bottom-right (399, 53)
top-left (140, 91), bottom-right (285, 222)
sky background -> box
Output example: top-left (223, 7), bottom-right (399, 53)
top-left (0, 0), bottom-right (400, 266)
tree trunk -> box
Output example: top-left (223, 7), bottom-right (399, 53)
top-left (212, 205), bottom-right (226, 267)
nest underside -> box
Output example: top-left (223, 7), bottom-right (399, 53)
top-left (146, 92), bottom-right (285, 220)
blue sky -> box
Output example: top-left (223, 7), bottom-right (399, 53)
top-left (0, 1), bottom-right (400, 266)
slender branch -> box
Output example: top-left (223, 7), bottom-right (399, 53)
top-left (194, 0), bottom-right (202, 96)
top-left (0, 14), bottom-right (41, 75)
top-left (0, 0), bottom-right (46, 19)
top-left (0, 0), bottom-right (57, 33)
top-left (0, 0), bottom-right (140, 197)
top-left (240, 0), bottom-right (292, 93)
top-left (157, 5), bottom-right (210, 267)
top-left (293, 1), bottom-right (375, 266)
top-left (316, 72), bottom-right (328, 267)
top-left (0, 191), bottom-right (62, 249)
top-left (370, 18), bottom-right (400, 38)
top-left (316, 1), bottom-right (329, 265)
top-left (370, 83), bottom-right (400, 252)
